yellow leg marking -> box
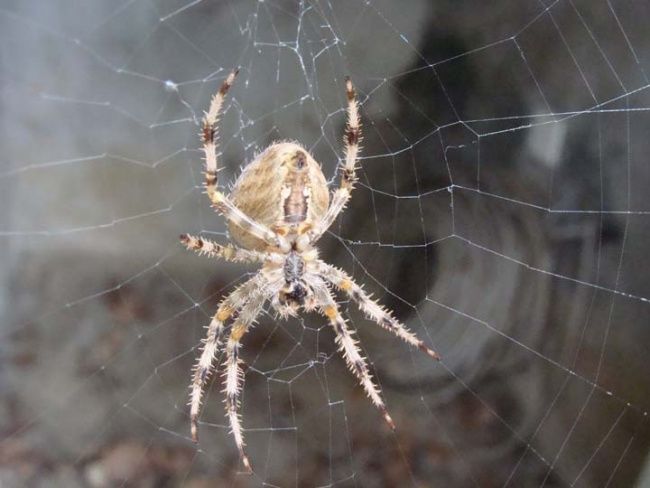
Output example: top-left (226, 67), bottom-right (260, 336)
top-left (339, 280), bottom-right (352, 291)
top-left (217, 306), bottom-right (233, 322)
top-left (231, 322), bottom-right (247, 341)
top-left (297, 222), bottom-right (313, 234)
top-left (272, 224), bottom-right (289, 236)
top-left (324, 306), bottom-right (338, 319)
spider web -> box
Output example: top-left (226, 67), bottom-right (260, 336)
top-left (2, 0), bottom-right (650, 486)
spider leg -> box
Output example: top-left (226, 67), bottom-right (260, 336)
top-left (308, 78), bottom-right (361, 243)
top-left (202, 69), bottom-right (284, 250)
top-left (222, 284), bottom-right (270, 474)
top-left (180, 233), bottom-right (275, 264)
top-left (189, 273), bottom-right (266, 443)
top-left (312, 280), bottom-right (395, 430)
top-left (317, 262), bottom-right (440, 360)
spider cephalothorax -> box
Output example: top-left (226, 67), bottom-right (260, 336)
top-left (180, 69), bottom-right (439, 473)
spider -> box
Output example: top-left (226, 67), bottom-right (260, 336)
top-left (180, 69), bottom-right (440, 473)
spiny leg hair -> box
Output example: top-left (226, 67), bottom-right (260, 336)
top-left (202, 69), bottom-right (282, 249)
top-left (180, 233), bottom-right (271, 264)
top-left (222, 286), bottom-right (268, 473)
top-left (318, 262), bottom-right (440, 360)
top-left (309, 77), bottom-right (362, 243)
top-left (189, 274), bottom-right (266, 444)
top-left (312, 281), bottom-right (395, 430)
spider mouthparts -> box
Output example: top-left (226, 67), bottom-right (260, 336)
top-left (280, 281), bottom-right (309, 308)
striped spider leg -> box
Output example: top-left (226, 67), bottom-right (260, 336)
top-left (307, 77), bottom-right (362, 244)
top-left (315, 262), bottom-right (440, 360)
top-left (220, 275), bottom-right (279, 473)
top-left (189, 273), bottom-right (265, 444)
top-left (308, 277), bottom-right (396, 429)
top-left (188, 268), bottom-right (282, 473)
top-left (180, 233), bottom-right (270, 264)
top-left (200, 69), bottom-right (288, 252)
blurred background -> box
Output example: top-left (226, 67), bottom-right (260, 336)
top-left (2, 0), bottom-right (650, 486)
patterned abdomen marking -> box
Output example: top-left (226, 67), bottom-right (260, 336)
top-left (283, 151), bottom-right (310, 224)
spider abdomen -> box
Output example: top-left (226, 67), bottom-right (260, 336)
top-left (228, 142), bottom-right (330, 250)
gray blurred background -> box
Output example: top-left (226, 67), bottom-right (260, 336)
top-left (2, 0), bottom-right (650, 486)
